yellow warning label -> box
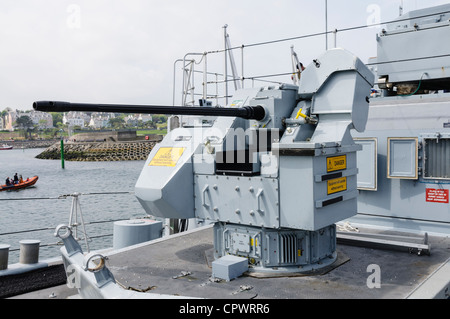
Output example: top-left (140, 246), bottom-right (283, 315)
top-left (327, 177), bottom-right (347, 195)
top-left (327, 155), bottom-right (347, 172)
top-left (149, 147), bottom-right (185, 167)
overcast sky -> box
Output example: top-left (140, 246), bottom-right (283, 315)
top-left (1, 0), bottom-right (448, 111)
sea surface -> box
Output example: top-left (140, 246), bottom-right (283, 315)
top-left (0, 148), bottom-right (149, 263)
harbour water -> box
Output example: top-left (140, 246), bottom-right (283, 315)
top-left (0, 148), bottom-right (148, 264)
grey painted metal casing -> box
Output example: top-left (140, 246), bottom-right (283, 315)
top-left (350, 5), bottom-right (450, 235)
top-left (134, 129), bottom-right (199, 219)
top-left (136, 49), bottom-right (374, 234)
top-left (113, 219), bottom-right (163, 249)
top-left (135, 88), bottom-right (262, 219)
top-left (214, 223), bottom-right (336, 270)
top-left (211, 255), bottom-right (248, 281)
top-left (276, 48), bottom-right (374, 231)
top-left (278, 151), bottom-right (359, 231)
top-left (377, 4), bottom-right (450, 84)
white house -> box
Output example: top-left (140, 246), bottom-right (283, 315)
top-left (124, 114), bottom-right (138, 127)
top-left (63, 111), bottom-right (90, 127)
top-left (124, 114), bottom-right (153, 127)
top-left (138, 114), bottom-right (153, 123)
top-left (29, 110), bottom-right (53, 129)
top-left (89, 112), bottom-right (115, 129)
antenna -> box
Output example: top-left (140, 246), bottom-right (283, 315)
top-left (399, 0), bottom-right (404, 16)
top-left (325, 0), bottom-right (328, 50)
top-left (223, 25), bottom-right (242, 104)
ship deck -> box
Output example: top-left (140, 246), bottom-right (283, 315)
top-left (96, 225), bottom-right (449, 299)
top-left (9, 224), bottom-right (450, 300)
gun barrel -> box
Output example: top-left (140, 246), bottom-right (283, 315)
top-left (33, 101), bottom-right (266, 121)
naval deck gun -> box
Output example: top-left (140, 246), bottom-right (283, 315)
top-left (33, 101), bottom-right (267, 121)
top-left (35, 48), bottom-right (374, 275)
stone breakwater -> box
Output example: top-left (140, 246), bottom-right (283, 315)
top-left (0, 139), bottom-right (58, 149)
top-left (36, 141), bottom-right (158, 161)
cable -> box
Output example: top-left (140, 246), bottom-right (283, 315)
top-left (367, 54), bottom-right (450, 66)
top-left (207, 10), bottom-right (450, 54)
top-left (397, 72), bottom-right (428, 97)
top-left (0, 196), bottom-right (62, 201)
top-left (220, 54), bottom-right (447, 86)
top-left (0, 218), bottom-right (128, 237)
top-left (178, 8), bottom-right (450, 105)
top-left (0, 191), bottom-right (134, 201)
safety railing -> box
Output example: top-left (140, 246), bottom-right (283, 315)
top-left (0, 191), bottom-right (149, 265)
top-left (173, 9), bottom-right (450, 108)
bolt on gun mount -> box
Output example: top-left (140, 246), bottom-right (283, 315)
top-left (35, 48), bottom-right (374, 275)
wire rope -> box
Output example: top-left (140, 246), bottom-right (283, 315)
top-left (208, 10), bottom-right (450, 54)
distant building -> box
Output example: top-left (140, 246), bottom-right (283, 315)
top-left (3, 108), bottom-right (17, 131)
top-left (138, 114), bottom-right (153, 123)
top-left (124, 114), bottom-right (138, 127)
top-left (89, 112), bottom-right (115, 129)
top-left (1, 109), bottom-right (53, 131)
top-left (124, 114), bottom-right (153, 127)
top-left (28, 110), bottom-right (53, 129)
top-left (63, 111), bottom-right (90, 128)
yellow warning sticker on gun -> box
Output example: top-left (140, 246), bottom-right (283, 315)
top-left (327, 155), bottom-right (347, 172)
top-left (327, 177), bottom-right (347, 195)
top-left (149, 147), bottom-right (185, 167)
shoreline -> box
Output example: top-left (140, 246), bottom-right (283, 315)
top-left (0, 139), bottom-right (58, 149)
top-left (35, 140), bottom-right (159, 161)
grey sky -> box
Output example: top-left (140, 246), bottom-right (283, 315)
top-left (0, 0), bottom-right (448, 111)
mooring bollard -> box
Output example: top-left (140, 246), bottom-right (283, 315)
top-left (113, 219), bottom-right (163, 250)
top-left (0, 244), bottom-right (10, 270)
top-left (19, 240), bottom-right (41, 264)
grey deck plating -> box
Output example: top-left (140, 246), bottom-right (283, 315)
top-left (103, 226), bottom-right (450, 299)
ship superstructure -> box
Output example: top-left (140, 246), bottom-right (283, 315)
top-left (32, 4), bottom-right (450, 300)
top-left (352, 4), bottom-right (450, 236)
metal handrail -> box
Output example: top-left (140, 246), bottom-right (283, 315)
top-left (0, 192), bottom-right (145, 257)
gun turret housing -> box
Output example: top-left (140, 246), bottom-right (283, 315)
top-left (35, 48), bottom-right (374, 275)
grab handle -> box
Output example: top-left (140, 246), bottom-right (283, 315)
top-left (256, 188), bottom-right (264, 214)
top-left (202, 185), bottom-right (210, 208)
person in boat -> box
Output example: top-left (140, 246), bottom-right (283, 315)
top-left (5, 177), bottom-right (11, 186)
top-left (13, 173), bottom-right (19, 185)
top-left (19, 175), bottom-right (23, 184)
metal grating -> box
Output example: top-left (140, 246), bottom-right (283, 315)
top-left (280, 233), bottom-right (298, 265)
top-left (423, 138), bottom-right (450, 180)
